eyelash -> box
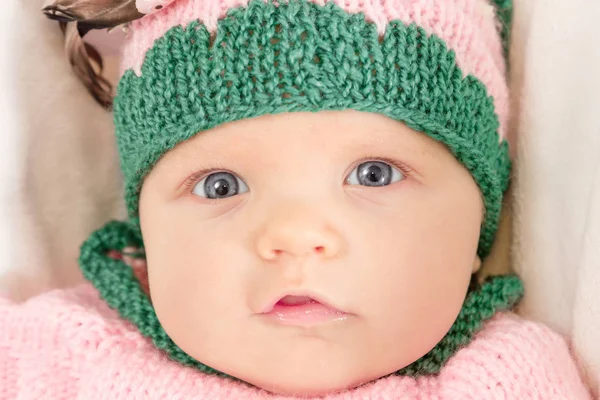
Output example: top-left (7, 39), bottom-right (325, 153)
top-left (182, 167), bottom-right (230, 191)
top-left (181, 157), bottom-right (414, 190)
top-left (352, 156), bottom-right (414, 179)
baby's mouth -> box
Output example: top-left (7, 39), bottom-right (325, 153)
top-left (261, 295), bottom-right (349, 327)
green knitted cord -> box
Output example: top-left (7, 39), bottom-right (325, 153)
top-left (79, 220), bottom-right (523, 378)
top-left (114, 0), bottom-right (511, 260)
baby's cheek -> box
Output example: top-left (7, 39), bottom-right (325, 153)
top-left (354, 228), bottom-right (471, 369)
top-left (148, 238), bottom-right (249, 348)
top-left (150, 245), bottom-right (232, 313)
top-left (360, 277), bottom-right (465, 374)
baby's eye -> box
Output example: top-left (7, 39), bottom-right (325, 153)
top-left (192, 171), bottom-right (249, 199)
top-left (346, 161), bottom-right (404, 187)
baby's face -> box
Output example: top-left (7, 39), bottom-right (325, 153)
top-left (139, 110), bottom-right (483, 396)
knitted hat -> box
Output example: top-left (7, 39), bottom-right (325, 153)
top-left (79, 0), bottom-right (523, 379)
top-left (117, 0), bottom-right (511, 259)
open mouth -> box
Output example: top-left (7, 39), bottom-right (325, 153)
top-left (261, 295), bottom-right (349, 327)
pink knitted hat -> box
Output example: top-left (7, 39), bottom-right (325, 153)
top-left (113, 0), bottom-right (511, 259)
top-left (77, 0), bottom-right (523, 382)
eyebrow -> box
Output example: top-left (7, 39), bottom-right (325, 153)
top-left (336, 128), bottom-right (439, 161)
top-left (162, 116), bottom-right (441, 173)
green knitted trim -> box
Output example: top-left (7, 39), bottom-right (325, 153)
top-left (79, 220), bottom-right (523, 379)
top-left (114, 0), bottom-right (510, 259)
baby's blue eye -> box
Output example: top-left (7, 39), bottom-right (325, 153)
top-left (346, 161), bottom-right (404, 187)
top-left (193, 172), bottom-right (249, 199)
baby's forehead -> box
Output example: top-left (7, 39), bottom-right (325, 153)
top-left (163, 111), bottom-right (442, 161)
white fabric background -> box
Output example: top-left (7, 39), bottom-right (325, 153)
top-left (510, 0), bottom-right (600, 394)
top-left (0, 0), bottom-right (125, 300)
top-left (0, 0), bottom-right (598, 394)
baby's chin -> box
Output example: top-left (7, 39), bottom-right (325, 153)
top-left (215, 354), bottom-right (405, 397)
top-left (178, 322), bottom-right (434, 396)
top-left (239, 368), bottom-right (381, 397)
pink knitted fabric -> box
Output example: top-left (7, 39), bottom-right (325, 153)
top-left (120, 0), bottom-right (509, 139)
top-left (0, 284), bottom-right (591, 399)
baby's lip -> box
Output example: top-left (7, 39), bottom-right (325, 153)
top-left (259, 291), bottom-right (346, 315)
top-left (259, 291), bottom-right (351, 327)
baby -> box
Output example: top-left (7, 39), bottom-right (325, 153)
top-left (0, 0), bottom-right (593, 398)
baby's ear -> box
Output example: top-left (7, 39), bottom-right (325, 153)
top-left (472, 256), bottom-right (482, 273)
top-left (106, 247), bottom-right (150, 297)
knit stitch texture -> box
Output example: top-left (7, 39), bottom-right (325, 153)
top-left (0, 285), bottom-right (592, 399)
top-left (121, 0), bottom-right (510, 134)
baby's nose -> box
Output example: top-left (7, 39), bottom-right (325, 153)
top-left (255, 209), bottom-right (343, 261)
